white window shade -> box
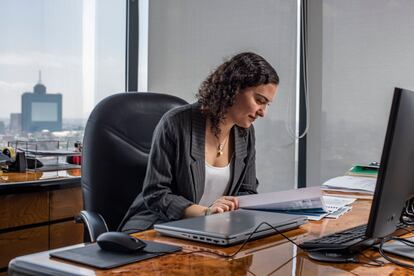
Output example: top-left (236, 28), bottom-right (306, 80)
top-left (146, 0), bottom-right (298, 192)
top-left (308, 0), bottom-right (414, 186)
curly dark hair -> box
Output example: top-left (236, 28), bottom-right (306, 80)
top-left (196, 52), bottom-right (279, 137)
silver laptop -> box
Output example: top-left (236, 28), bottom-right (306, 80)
top-left (154, 210), bottom-right (307, 246)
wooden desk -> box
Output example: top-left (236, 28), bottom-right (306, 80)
top-left (8, 200), bottom-right (414, 275)
top-left (0, 170), bottom-right (83, 275)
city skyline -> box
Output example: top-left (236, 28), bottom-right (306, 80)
top-left (0, 0), bottom-right (126, 120)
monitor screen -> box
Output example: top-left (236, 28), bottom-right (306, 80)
top-left (367, 87), bottom-right (414, 238)
top-left (31, 102), bottom-right (58, 122)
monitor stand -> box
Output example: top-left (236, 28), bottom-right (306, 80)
top-left (307, 251), bottom-right (359, 263)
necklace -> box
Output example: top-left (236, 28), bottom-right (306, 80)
top-left (217, 135), bottom-right (229, 157)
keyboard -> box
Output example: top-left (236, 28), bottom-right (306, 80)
top-left (301, 222), bottom-right (409, 253)
top-left (300, 224), bottom-right (374, 253)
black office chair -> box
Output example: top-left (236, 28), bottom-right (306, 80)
top-left (77, 92), bottom-right (187, 242)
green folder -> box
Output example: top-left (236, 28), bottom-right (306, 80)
top-left (347, 165), bottom-right (379, 178)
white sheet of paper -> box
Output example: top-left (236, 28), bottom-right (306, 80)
top-left (306, 213), bottom-right (329, 221)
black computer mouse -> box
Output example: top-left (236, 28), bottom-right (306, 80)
top-left (96, 232), bottom-right (146, 253)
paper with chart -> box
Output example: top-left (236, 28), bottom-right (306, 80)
top-left (323, 196), bottom-right (356, 212)
top-left (322, 195), bottom-right (356, 219)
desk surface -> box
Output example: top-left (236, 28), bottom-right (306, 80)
top-left (0, 169), bottom-right (81, 194)
top-left (8, 200), bottom-right (414, 275)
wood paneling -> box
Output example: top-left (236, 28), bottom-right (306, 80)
top-left (0, 186), bottom-right (83, 273)
top-left (0, 226), bottom-right (48, 268)
top-left (0, 192), bottom-right (49, 229)
top-left (50, 187), bottom-right (83, 221)
top-left (50, 221), bottom-right (83, 249)
top-left (1, 172), bottom-right (82, 274)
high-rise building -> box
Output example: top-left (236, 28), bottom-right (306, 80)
top-left (9, 113), bottom-right (21, 133)
top-left (0, 121), bottom-right (5, 134)
top-left (21, 72), bottom-right (62, 132)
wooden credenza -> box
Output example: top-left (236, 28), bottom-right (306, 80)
top-left (0, 170), bottom-right (83, 274)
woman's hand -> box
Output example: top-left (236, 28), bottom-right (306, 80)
top-left (208, 196), bottom-right (239, 214)
top-left (183, 196), bottom-right (239, 218)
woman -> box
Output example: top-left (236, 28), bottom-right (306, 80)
top-left (120, 52), bottom-right (279, 232)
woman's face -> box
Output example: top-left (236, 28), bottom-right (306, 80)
top-left (226, 83), bottom-right (278, 128)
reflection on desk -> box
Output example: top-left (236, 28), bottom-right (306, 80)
top-left (8, 200), bottom-right (414, 275)
top-left (0, 171), bottom-right (44, 183)
top-left (0, 169), bottom-right (80, 184)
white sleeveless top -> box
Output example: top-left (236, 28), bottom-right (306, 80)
top-left (198, 162), bottom-right (232, 207)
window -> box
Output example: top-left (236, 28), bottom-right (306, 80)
top-left (144, 0), bottom-right (299, 192)
top-left (0, 0), bottom-right (126, 144)
top-left (307, 0), bottom-right (414, 185)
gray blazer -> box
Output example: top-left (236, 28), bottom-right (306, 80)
top-left (120, 103), bottom-right (258, 232)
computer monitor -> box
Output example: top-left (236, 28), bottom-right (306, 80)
top-left (366, 87), bottom-right (414, 239)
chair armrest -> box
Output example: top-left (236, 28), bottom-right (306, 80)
top-left (75, 210), bottom-right (109, 242)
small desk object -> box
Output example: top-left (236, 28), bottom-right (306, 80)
top-left (8, 200), bottom-right (414, 275)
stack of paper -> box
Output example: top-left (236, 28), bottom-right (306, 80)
top-left (321, 175), bottom-right (376, 195)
